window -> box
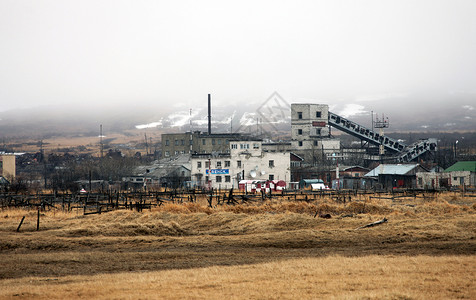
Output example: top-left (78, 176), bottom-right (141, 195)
top-left (216, 161), bottom-right (222, 168)
top-left (202, 139), bottom-right (206, 145)
top-left (225, 161), bottom-right (230, 167)
top-left (298, 112), bottom-right (303, 119)
top-left (314, 140), bottom-right (318, 146)
top-left (237, 160), bottom-right (242, 168)
top-left (316, 111), bottom-right (321, 118)
top-left (205, 161), bottom-right (210, 168)
top-left (225, 139), bottom-right (229, 144)
top-left (231, 144), bottom-right (238, 149)
top-left (212, 139), bottom-right (216, 145)
top-left (216, 176), bottom-right (222, 183)
top-left (165, 140), bottom-right (169, 146)
top-left (269, 160), bottom-right (274, 167)
top-left (316, 129), bottom-right (321, 135)
top-left (298, 129), bottom-right (303, 135)
top-left (253, 143), bottom-right (260, 149)
top-left (299, 141), bottom-right (303, 147)
top-left (240, 143), bottom-right (249, 149)
top-left (181, 139), bottom-right (185, 146)
top-left (269, 174), bottom-right (274, 180)
top-left (197, 161), bottom-right (202, 168)
top-left (165, 151), bottom-right (170, 157)
top-left (190, 139), bottom-right (193, 145)
top-left (218, 139), bottom-right (222, 145)
top-left (174, 151), bottom-right (179, 155)
top-left (180, 151), bottom-right (185, 154)
top-left (225, 175), bottom-right (231, 182)
top-left (205, 176), bottom-right (209, 183)
top-left (175, 140), bottom-right (179, 146)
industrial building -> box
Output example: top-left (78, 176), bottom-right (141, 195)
top-left (291, 103), bottom-right (340, 156)
top-left (161, 131), bottom-right (244, 157)
top-left (154, 96), bottom-right (442, 190)
top-left (190, 140), bottom-right (291, 189)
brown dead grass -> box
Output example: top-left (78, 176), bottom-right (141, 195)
top-left (0, 193), bottom-right (475, 299)
top-left (0, 255), bottom-right (474, 300)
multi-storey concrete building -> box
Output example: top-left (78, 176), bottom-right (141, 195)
top-left (190, 140), bottom-right (291, 189)
top-left (291, 103), bottom-right (340, 160)
top-left (161, 131), bottom-right (244, 157)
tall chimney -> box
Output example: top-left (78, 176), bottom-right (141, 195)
top-left (208, 94), bottom-right (211, 135)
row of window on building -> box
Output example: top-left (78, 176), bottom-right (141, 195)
top-left (164, 139), bottom-right (230, 146)
top-left (205, 175), bottom-right (232, 183)
top-left (197, 160), bottom-right (275, 169)
top-left (230, 143), bottom-right (260, 150)
top-left (204, 174), bottom-right (276, 183)
top-left (296, 128), bottom-right (322, 135)
top-left (164, 150), bottom-right (186, 157)
top-left (297, 111), bottom-right (322, 119)
top-left (197, 160), bottom-right (231, 168)
top-left (296, 141), bottom-right (322, 147)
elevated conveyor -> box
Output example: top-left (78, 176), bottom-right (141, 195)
top-left (327, 112), bottom-right (436, 162)
top-left (396, 138), bottom-right (437, 163)
top-left (328, 112), bottom-right (406, 153)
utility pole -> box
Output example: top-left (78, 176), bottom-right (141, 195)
top-left (327, 153), bottom-right (344, 190)
top-left (454, 140), bottom-right (459, 160)
top-left (374, 113), bottom-right (389, 155)
top-left (374, 113), bottom-right (389, 185)
top-left (100, 124), bottom-right (104, 159)
top-left (40, 140), bottom-right (47, 189)
top-left (144, 133), bottom-right (149, 156)
top-left (190, 108), bottom-right (193, 154)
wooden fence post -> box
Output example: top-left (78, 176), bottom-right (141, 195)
top-left (37, 209), bottom-right (40, 231)
top-left (17, 216), bottom-right (25, 232)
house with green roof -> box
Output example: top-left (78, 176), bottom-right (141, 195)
top-left (443, 161), bottom-right (476, 187)
top-left (416, 161), bottom-right (476, 189)
top-left (444, 161), bottom-right (476, 172)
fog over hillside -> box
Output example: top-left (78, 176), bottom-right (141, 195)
top-left (1, 92), bottom-right (474, 139)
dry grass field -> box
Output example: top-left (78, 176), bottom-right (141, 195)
top-left (6, 129), bottom-right (164, 155)
top-left (0, 193), bottom-right (475, 299)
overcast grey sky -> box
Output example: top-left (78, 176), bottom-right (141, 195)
top-left (1, 0), bottom-right (475, 112)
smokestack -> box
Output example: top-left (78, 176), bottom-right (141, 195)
top-left (208, 94), bottom-right (211, 135)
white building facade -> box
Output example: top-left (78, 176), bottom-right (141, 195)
top-left (190, 140), bottom-right (290, 189)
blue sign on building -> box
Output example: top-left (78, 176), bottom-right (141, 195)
top-left (206, 169), bottom-right (229, 175)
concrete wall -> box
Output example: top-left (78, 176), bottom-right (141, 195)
top-left (290, 103), bottom-right (340, 161)
top-left (0, 154), bottom-right (16, 179)
top-left (448, 171), bottom-right (474, 186)
top-left (291, 103), bottom-right (330, 141)
top-left (416, 171), bottom-right (475, 189)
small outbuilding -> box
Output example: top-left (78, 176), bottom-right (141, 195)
top-left (364, 164), bottom-right (428, 189)
top-left (299, 179), bottom-right (325, 189)
top-left (444, 161), bottom-right (476, 187)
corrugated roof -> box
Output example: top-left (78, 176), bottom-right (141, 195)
top-left (301, 179), bottom-right (324, 184)
top-left (364, 164), bottom-right (419, 177)
top-left (444, 161), bottom-right (476, 172)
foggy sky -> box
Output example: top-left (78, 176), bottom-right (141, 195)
top-left (1, 0), bottom-right (475, 112)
